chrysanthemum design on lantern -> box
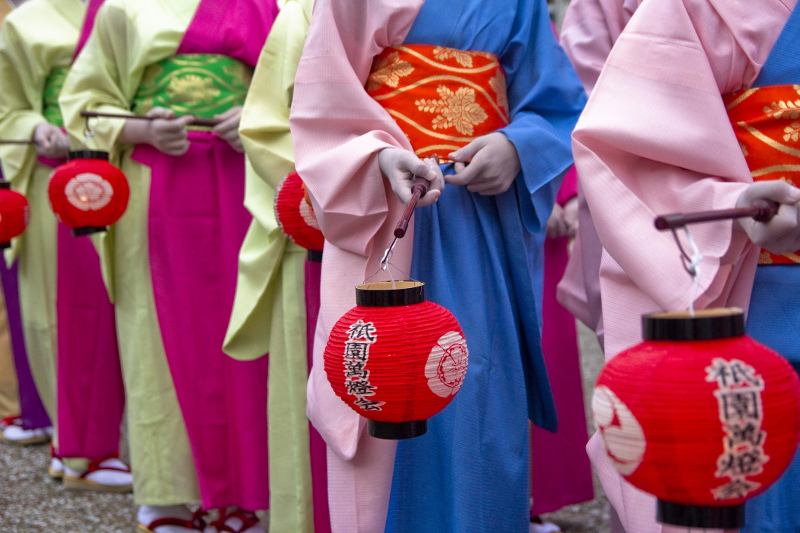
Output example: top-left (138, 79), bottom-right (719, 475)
top-left (48, 151), bottom-right (130, 236)
top-left (324, 280), bottom-right (469, 439)
top-left (298, 195), bottom-right (320, 231)
top-left (426, 331), bottom-right (468, 398)
top-left (65, 173), bottom-right (114, 211)
top-left (592, 385), bottom-right (646, 476)
top-left (274, 171), bottom-right (324, 252)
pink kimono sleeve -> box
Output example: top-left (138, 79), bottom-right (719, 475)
top-left (572, 0), bottom-right (793, 358)
top-left (289, 0), bottom-right (423, 259)
top-left (559, 0), bottom-right (638, 95)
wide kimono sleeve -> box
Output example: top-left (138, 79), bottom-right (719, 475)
top-left (571, 0), bottom-right (792, 356)
top-left (60, 2), bottom-right (133, 157)
top-left (0, 8), bottom-right (57, 194)
top-left (497, 0), bottom-right (586, 234)
top-left (559, 0), bottom-right (638, 95)
top-left (224, 0), bottom-right (314, 360)
top-left (289, 0), bottom-right (423, 259)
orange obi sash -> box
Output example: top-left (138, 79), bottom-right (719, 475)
top-left (725, 85), bottom-right (800, 264)
top-left (366, 44), bottom-right (510, 160)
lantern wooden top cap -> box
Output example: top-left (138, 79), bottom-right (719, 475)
top-left (68, 150), bottom-right (109, 161)
top-left (643, 307), bottom-right (745, 341)
top-left (356, 280), bottom-right (425, 307)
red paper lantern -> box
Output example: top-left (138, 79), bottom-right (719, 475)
top-left (48, 151), bottom-right (130, 236)
top-left (593, 308), bottom-right (800, 529)
top-left (0, 182), bottom-right (29, 248)
top-left (324, 281), bottom-right (468, 439)
top-left (274, 171), bottom-right (324, 253)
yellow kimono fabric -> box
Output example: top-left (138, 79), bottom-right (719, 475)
top-left (0, 0), bottom-right (85, 429)
top-left (0, 0), bottom-right (18, 420)
top-left (59, 0), bottom-right (202, 505)
top-left (224, 0), bottom-right (315, 530)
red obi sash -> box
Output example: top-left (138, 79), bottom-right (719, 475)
top-left (366, 44), bottom-right (510, 160)
top-left (725, 85), bottom-right (800, 264)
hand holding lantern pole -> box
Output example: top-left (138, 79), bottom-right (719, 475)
top-left (380, 176), bottom-right (430, 270)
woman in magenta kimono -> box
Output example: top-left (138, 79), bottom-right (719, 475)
top-left (61, 0), bottom-right (278, 531)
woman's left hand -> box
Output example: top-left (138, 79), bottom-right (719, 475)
top-left (444, 132), bottom-right (521, 195)
top-left (213, 106), bottom-right (244, 152)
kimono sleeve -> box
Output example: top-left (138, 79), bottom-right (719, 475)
top-left (497, 0), bottom-right (586, 234)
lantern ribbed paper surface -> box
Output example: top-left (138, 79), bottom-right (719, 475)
top-left (0, 182), bottom-right (28, 248)
top-left (593, 309), bottom-right (800, 529)
top-left (275, 171), bottom-right (324, 251)
top-left (324, 281), bottom-right (468, 439)
top-left (48, 151), bottom-right (130, 236)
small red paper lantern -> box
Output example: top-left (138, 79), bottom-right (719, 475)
top-left (593, 308), bottom-right (800, 529)
top-left (0, 182), bottom-right (29, 248)
top-left (324, 281), bottom-right (468, 439)
top-left (48, 150), bottom-right (130, 236)
top-left (274, 171), bottom-right (324, 253)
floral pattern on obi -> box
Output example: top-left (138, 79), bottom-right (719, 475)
top-left (43, 66), bottom-right (70, 128)
top-left (725, 85), bottom-right (800, 264)
top-left (132, 54), bottom-right (252, 121)
top-left (366, 44), bottom-right (509, 160)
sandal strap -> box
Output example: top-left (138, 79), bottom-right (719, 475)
top-left (79, 454), bottom-right (131, 479)
top-left (1, 416), bottom-right (21, 428)
top-left (211, 508), bottom-right (260, 533)
top-left (146, 509), bottom-right (207, 532)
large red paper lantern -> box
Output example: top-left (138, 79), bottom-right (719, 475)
top-left (324, 281), bottom-right (468, 439)
top-left (0, 182), bottom-right (29, 248)
top-left (48, 150), bottom-right (130, 236)
top-left (593, 308), bottom-right (800, 529)
top-left (274, 171), bottom-right (324, 254)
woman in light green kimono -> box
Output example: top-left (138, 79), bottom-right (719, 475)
top-left (224, 0), bottom-right (324, 531)
top-left (60, 0), bottom-right (281, 530)
top-left (0, 0), bottom-right (84, 457)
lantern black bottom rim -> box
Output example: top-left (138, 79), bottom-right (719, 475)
top-left (307, 249), bottom-right (323, 263)
top-left (657, 500), bottom-right (744, 529)
top-left (368, 420), bottom-right (427, 440)
top-left (71, 226), bottom-right (108, 237)
top-left (0, 242), bottom-right (10, 249)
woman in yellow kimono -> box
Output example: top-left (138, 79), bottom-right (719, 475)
top-left (224, 0), bottom-right (329, 531)
top-left (61, 0), bottom-right (278, 530)
top-left (0, 0), bottom-right (81, 457)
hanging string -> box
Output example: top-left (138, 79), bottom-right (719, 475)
top-left (363, 259), bottom-right (411, 288)
top-left (683, 226), bottom-right (703, 317)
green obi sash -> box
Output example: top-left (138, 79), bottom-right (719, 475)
top-left (132, 54), bottom-right (252, 121)
top-left (43, 66), bottom-right (69, 127)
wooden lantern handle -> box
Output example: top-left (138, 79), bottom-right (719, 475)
top-left (81, 110), bottom-right (220, 128)
top-left (0, 140), bottom-right (34, 145)
top-left (394, 177), bottom-right (431, 238)
top-left (654, 199), bottom-right (779, 231)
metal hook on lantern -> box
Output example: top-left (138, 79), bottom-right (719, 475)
top-left (378, 174), bottom-right (431, 272)
top-left (655, 199), bottom-right (779, 316)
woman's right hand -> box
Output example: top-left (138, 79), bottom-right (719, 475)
top-left (32, 123), bottom-right (69, 158)
top-left (377, 148), bottom-right (443, 207)
top-left (119, 107), bottom-right (194, 156)
top-left (736, 180), bottom-right (800, 254)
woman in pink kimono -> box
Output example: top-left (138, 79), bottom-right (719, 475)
top-left (572, 0), bottom-right (800, 531)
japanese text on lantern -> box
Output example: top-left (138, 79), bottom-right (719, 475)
top-left (705, 358), bottom-right (769, 500)
top-left (343, 320), bottom-right (385, 412)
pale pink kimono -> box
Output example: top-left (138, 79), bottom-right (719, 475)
top-left (290, 1), bottom-right (424, 530)
top-left (572, 0), bottom-right (796, 531)
top-left (556, 0), bottom-right (638, 346)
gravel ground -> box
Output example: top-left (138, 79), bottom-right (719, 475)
top-left (0, 322), bottom-right (610, 532)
